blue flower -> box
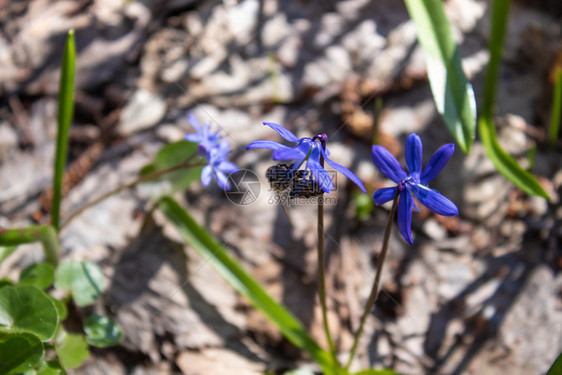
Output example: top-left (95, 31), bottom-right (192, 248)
top-left (184, 114), bottom-right (238, 190)
top-left (246, 122), bottom-right (366, 194)
top-left (184, 114), bottom-right (221, 158)
top-left (372, 133), bottom-right (458, 244)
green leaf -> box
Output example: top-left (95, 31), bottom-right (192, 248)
top-left (478, 0), bottom-right (549, 199)
top-left (83, 315), bottom-right (123, 348)
top-left (0, 279), bottom-right (13, 288)
top-left (0, 333), bottom-right (43, 374)
top-left (404, 0), bottom-right (477, 153)
top-left (0, 286), bottom-right (59, 341)
top-left (158, 197), bottom-right (338, 374)
top-left (0, 246), bottom-right (16, 264)
top-left (48, 297), bottom-right (68, 321)
top-left (549, 68), bottom-right (562, 146)
top-left (140, 140), bottom-right (202, 198)
top-left (283, 369), bottom-right (317, 375)
top-left (353, 370), bottom-right (397, 375)
top-left (52, 29), bottom-right (76, 231)
top-left (19, 263), bottom-right (55, 290)
top-left (54, 261), bottom-right (104, 307)
top-left (547, 352), bottom-right (562, 375)
top-left (0, 226), bottom-right (60, 266)
top-left (55, 331), bottom-right (89, 369)
top-left (35, 360), bottom-right (66, 375)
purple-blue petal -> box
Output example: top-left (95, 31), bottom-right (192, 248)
top-left (215, 170), bottom-right (231, 190)
top-left (218, 160), bottom-right (239, 174)
top-left (410, 184), bottom-right (458, 216)
top-left (398, 189), bottom-right (414, 244)
top-left (405, 133), bottom-right (422, 177)
top-left (201, 165), bottom-right (212, 186)
top-left (272, 142), bottom-right (310, 161)
top-left (187, 114), bottom-right (201, 132)
top-left (263, 122), bottom-right (300, 143)
top-left (372, 145), bottom-right (408, 183)
top-left (246, 140), bottom-right (288, 151)
top-left (307, 148), bottom-right (334, 193)
top-left (324, 154), bottom-right (367, 193)
top-left (420, 143), bottom-right (455, 184)
top-left (373, 187), bottom-right (397, 205)
top-left (184, 134), bottom-right (201, 142)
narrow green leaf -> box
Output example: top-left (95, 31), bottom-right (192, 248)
top-left (404, 0), bottom-right (477, 153)
top-left (549, 68), bottom-right (562, 146)
top-left (0, 333), bottom-right (43, 374)
top-left (0, 285), bottom-right (59, 341)
top-left (54, 261), bottom-right (104, 307)
top-left (547, 352), bottom-right (562, 375)
top-left (52, 29), bottom-right (76, 231)
top-left (158, 197), bottom-right (337, 374)
top-left (0, 226), bottom-right (60, 266)
top-left (478, 0), bottom-right (549, 198)
top-left (0, 246), bottom-right (16, 264)
top-left (83, 314), bottom-right (123, 348)
top-left (19, 263), bottom-right (55, 290)
top-left (55, 331), bottom-right (89, 369)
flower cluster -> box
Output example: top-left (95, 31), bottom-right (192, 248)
top-left (184, 114), bottom-right (238, 190)
top-left (372, 133), bottom-right (458, 244)
top-left (246, 122), bottom-right (367, 194)
top-left (246, 123), bottom-right (458, 244)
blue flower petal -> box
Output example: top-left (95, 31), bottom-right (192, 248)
top-left (405, 133), bottom-right (422, 177)
top-left (184, 134), bottom-right (201, 142)
top-left (215, 170), bottom-right (231, 190)
top-left (201, 165), bottom-right (213, 186)
top-left (272, 142), bottom-right (310, 160)
top-left (372, 145), bottom-right (408, 183)
top-left (373, 187), bottom-right (397, 205)
top-left (411, 184), bottom-right (458, 216)
top-left (324, 153), bottom-right (367, 193)
top-left (420, 143), bottom-right (455, 184)
top-left (187, 114), bottom-right (201, 132)
top-left (398, 189), bottom-right (414, 244)
top-left (263, 122), bottom-right (300, 142)
top-left (307, 147), bottom-right (334, 193)
top-left (218, 160), bottom-right (239, 174)
top-left (246, 140), bottom-right (288, 151)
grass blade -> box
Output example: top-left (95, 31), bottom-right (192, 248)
top-left (547, 352), bottom-right (562, 375)
top-left (52, 30), bottom-right (76, 230)
top-left (549, 67), bottom-right (562, 146)
top-left (158, 197), bottom-right (338, 374)
top-left (404, 0), bottom-right (477, 153)
top-left (0, 226), bottom-right (60, 266)
top-left (478, 0), bottom-right (549, 198)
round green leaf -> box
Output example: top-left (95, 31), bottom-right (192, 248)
top-left (36, 360), bottom-right (66, 375)
top-left (0, 333), bottom-right (43, 374)
top-left (0, 285), bottom-right (59, 341)
top-left (54, 261), bottom-right (104, 307)
top-left (48, 297), bottom-right (68, 321)
top-left (55, 331), bottom-right (89, 369)
top-left (83, 315), bottom-right (123, 348)
top-left (20, 263), bottom-right (55, 290)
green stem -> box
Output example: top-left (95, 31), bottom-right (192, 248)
top-left (345, 190), bottom-right (399, 369)
top-left (59, 160), bottom-right (204, 230)
top-left (0, 225), bottom-right (60, 266)
top-left (317, 194), bottom-right (337, 358)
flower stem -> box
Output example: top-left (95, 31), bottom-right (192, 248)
top-left (59, 159), bottom-right (204, 230)
top-left (317, 144), bottom-right (337, 360)
top-left (345, 190), bottom-right (400, 370)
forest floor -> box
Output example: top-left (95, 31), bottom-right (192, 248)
top-left (0, 0), bottom-right (561, 374)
